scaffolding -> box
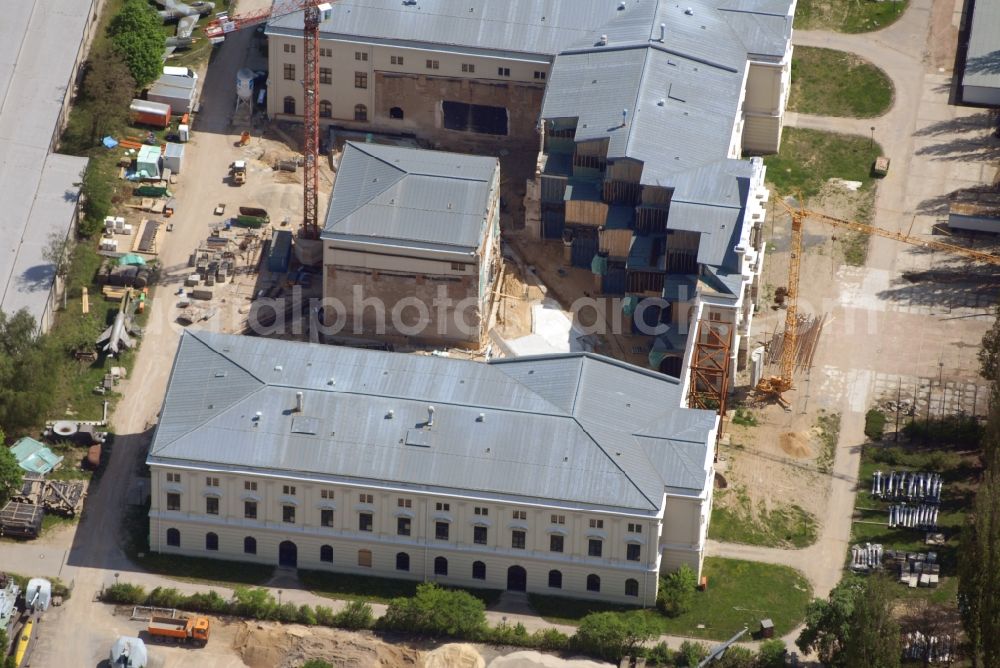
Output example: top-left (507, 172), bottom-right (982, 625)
top-left (688, 318), bottom-right (733, 418)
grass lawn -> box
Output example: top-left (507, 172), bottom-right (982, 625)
top-left (795, 0), bottom-right (908, 33)
top-left (849, 439), bottom-right (980, 605)
top-left (764, 128), bottom-right (882, 198)
top-left (530, 558), bottom-right (812, 641)
top-left (710, 488), bottom-right (818, 548)
top-left (788, 47), bottom-right (894, 118)
top-left (301, 570), bottom-right (502, 607)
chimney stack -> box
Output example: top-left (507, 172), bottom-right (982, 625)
top-left (660, 23), bottom-right (666, 41)
top-left (427, 405), bottom-right (436, 427)
top-left (295, 392), bottom-right (304, 413)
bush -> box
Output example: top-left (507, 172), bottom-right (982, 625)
top-left (297, 604), bottom-right (317, 626)
top-left (532, 628), bottom-right (570, 652)
top-left (646, 641), bottom-right (673, 666)
top-left (80, 160), bottom-right (113, 237)
top-left (378, 584), bottom-right (486, 638)
top-left (182, 590), bottom-right (229, 614)
top-left (489, 621), bottom-right (532, 647)
top-left (102, 582), bottom-right (146, 605)
top-left (232, 587), bottom-right (277, 620)
top-left (571, 611), bottom-right (660, 662)
top-left (147, 587), bottom-right (185, 609)
top-left (902, 415), bottom-right (982, 446)
top-left (276, 602), bottom-right (300, 623)
top-left (714, 645), bottom-right (755, 667)
top-left (757, 639), bottom-right (787, 668)
top-left (334, 600), bottom-right (374, 630)
top-left (301, 661), bottom-right (333, 668)
top-left (108, 0), bottom-right (165, 87)
top-left (676, 640), bottom-right (708, 667)
top-left (657, 564), bottom-right (697, 617)
top-left (314, 605), bottom-right (336, 627)
top-left (865, 409), bottom-right (886, 440)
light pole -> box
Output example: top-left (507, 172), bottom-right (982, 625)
top-left (278, 589), bottom-right (283, 606)
top-left (114, 572), bottom-right (120, 586)
top-left (869, 126), bottom-right (875, 150)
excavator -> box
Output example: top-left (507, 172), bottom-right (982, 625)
top-left (754, 197), bottom-right (1000, 406)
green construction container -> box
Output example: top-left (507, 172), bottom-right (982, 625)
top-left (233, 215), bottom-right (266, 229)
top-left (135, 185), bottom-right (170, 197)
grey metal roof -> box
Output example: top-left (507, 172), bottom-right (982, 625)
top-left (963, 0), bottom-right (1000, 91)
top-left (148, 332), bottom-right (717, 512)
top-left (717, 0), bottom-right (794, 59)
top-left (322, 142), bottom-right (498, 255)
top-left (267, 0), bottom-right (625, 58)
top-left (0, 0), bottom-right (93, 328)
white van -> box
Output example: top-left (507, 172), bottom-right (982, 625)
top-left (163, 66), bottom-right (197, 81)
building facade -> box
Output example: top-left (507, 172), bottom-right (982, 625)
top-left (147, 332), bottom-right (719, 607)
top-left (321, 142), bottom-right (501, 346)
top-left (264, 0), bottom-right (793, 153)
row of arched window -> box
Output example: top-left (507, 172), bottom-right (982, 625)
top-left (280, 98), bottom-right (403, 123)
top-left (164, 529), bottom-right (640, 597)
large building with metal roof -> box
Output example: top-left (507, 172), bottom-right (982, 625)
top-left (960, 0), bottom-right (1000, 106)
top-left (320, 141), bottom-right (501, 345)
top-left (0, 0), bottom-right (98, 332)
top-left (147, 331), bottom-right (718, 605)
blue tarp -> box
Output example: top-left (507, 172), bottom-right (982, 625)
top-left (102, 136), bottom-right (119, 149)
top-left (10, 437), bottom-right (63, 475)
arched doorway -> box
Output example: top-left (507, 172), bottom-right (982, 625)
top-left (278, 540), bottom-right (298, 568)
top-left (507, 565), bottom-right (527, 592)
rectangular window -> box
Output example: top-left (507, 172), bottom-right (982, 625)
top-left (320, 47), bottom-right (332, 57)
top-left (709, 311), bottom-right (722, 322)
top-left (283, 485), bottom-right (297, 496)
top-left (426, 59), bottom-right (439, 70)
top-left (588, 539), bottom-right (603, 557)
top-left (244, 481), bottom-right (257, 491)
top-left (244, 500), bottom-right (257, 519)
top-left (283, 505), bottom-right (296, 524)
top-left (550, 514), bottom-right (565, 524)
top-left (359, 512), bottom-right (373, 532)
top-left (512, 510), bottom-right (526, 520)
top-left (534, 70), bottom-right (546, 80)
top-left (166, 473), bottom-right (181, 483)
top-left (397, 517), bottom-right (411, 536)
top-left (284, 43), bottom-right (295, 53)
top-left (354, 71), bottom-right (367, 89)
top-left (206, 476), bottom-right (219, 487)
top-left (589, 519), bottom-right (604, 529)
top-left (462, 63), bottom-right (475, 73)
top-left (397, 498), bottom-right (412, 508)
top-left (320, 489), bottom-right (334, 499)
top-left (435, 521), bottom-right (449, 540)
top-left (626, 543), bottom-right (641, 561)
top-left (473, 525), bottom-right (488, 545)
top-left (355, 51), bottom-right (368, 61)
top-left (283, 63), bottom-right (295, 81)
top-left (166, 493), bottom-right (180, 511)
top-left (320, 67), bottom-right (332, 85)
top-left (511, 530), bottom-right (526, 549)
top-left (627, 523), bottom-right (643, 533)
top-left (359, 493), bottom-right (373, 504)
top-left (474, 506), bottom-right (488, 516)
top-left (451, 262), bottom-right (466, 271)
top-left (391, 55), bottom-right (404, 65)
top-left (550, 534), bottom-right (564, 553)
top-left (497, 67), bottom-right (510, 77)
top-left (205, 497), bottom-right (219, 515)
top-left (321, 509), bottom-right (334, 527)
top-left (436, 502), bottom-right (450, 512)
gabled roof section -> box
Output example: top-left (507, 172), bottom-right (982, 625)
top-left (149, 333), bottom-right (717, 512)
top-left (322, 142), bottom-right (498, 254)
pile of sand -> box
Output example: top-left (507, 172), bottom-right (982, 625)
top-left (233, 621), bottom-right (422, 668)
top-left (425, 644), bottom-right (485, 668)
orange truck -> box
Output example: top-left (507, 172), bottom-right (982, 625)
top-left (147, 616), bottom-right (210, 646)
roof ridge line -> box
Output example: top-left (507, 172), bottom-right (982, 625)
top-left (574, 418), bottom-right (660, 510)
top-left (329, 144), bottom-right (408, 226)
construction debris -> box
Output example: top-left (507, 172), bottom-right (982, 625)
top-left (0, 502), bottom-right (44, 538)
top-left (13, 475), bottom-right (87, 516)
top-left (903, 632), bottom-right (953, 663)
top-left (872, 470), bottom-right (942, 503)
top-left (850, 542), bottom-right (884, 571)
top-left (888, 504), bottom-right (939, 530)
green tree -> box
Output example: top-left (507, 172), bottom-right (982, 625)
top-left (714, 645), bottom-right (756, 668)
top-left (80, 51), bottom-right (135, 143)
top-left (756, 639), bottom-right (787, 668)
top-left (80, 160), bottom-right (113, 237)
top-left (0, 310), bottom-right (58, 435)
top-left (378, 584), bottom-right (486, 638)
top-left (571, 611), bottom-right (659, 663)
top-left (657, 564), bottom-right (697, 617)
top-left (842, 576), bottom-right (899, 668)
top-left (108, 0), bottom-right (164, 88)
top-left (333, 600), bottom-right (373, 630)
top-left (796, 577), bottom-right (859, 666)
top-left (980, 309), bottom-right (1000, 381)
top-left (676, 640), bottom-right (709, 667)
top-left (959, 409), bottom-right (1000, 668)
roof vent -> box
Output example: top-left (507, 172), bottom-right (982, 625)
top-left (659, 22), bottom-right (666, 41)
top-left (274, 365), bottom-right (282, 372)
top-left (295, 392), bottom-right (304, 413)
top-left (658, 99), bottom-right (665, 106)
top-left (618, 1), bottom-right (626, 9)
top-left (477, 413), bottom-right (485, 422)
top-left (403, 0), bottom-right (417, 6)
top-left (684, 7), bottom-right (694, 14)
top-left (598, 34), bottom-right (608, 46)
top-left (327, 377), bottom-right (336, 386)
top-left (427, 405), bottom-right (435, 427)
top-left (386, 409), bottom-right (394, 419)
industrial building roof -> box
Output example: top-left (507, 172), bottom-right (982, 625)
top-left (0, 0), bottom-right (92, 328)
top-left (148, 332), bottom-right (717, 513)
top-left (962, 0), bottom-right (1000, 92)
top-left (322, 142), bottom-right (499, 256)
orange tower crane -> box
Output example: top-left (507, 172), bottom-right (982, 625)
top-left (754, 198), bottom-right (1000, 405)
top-left (211, 1), bottom-right (333, 239)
